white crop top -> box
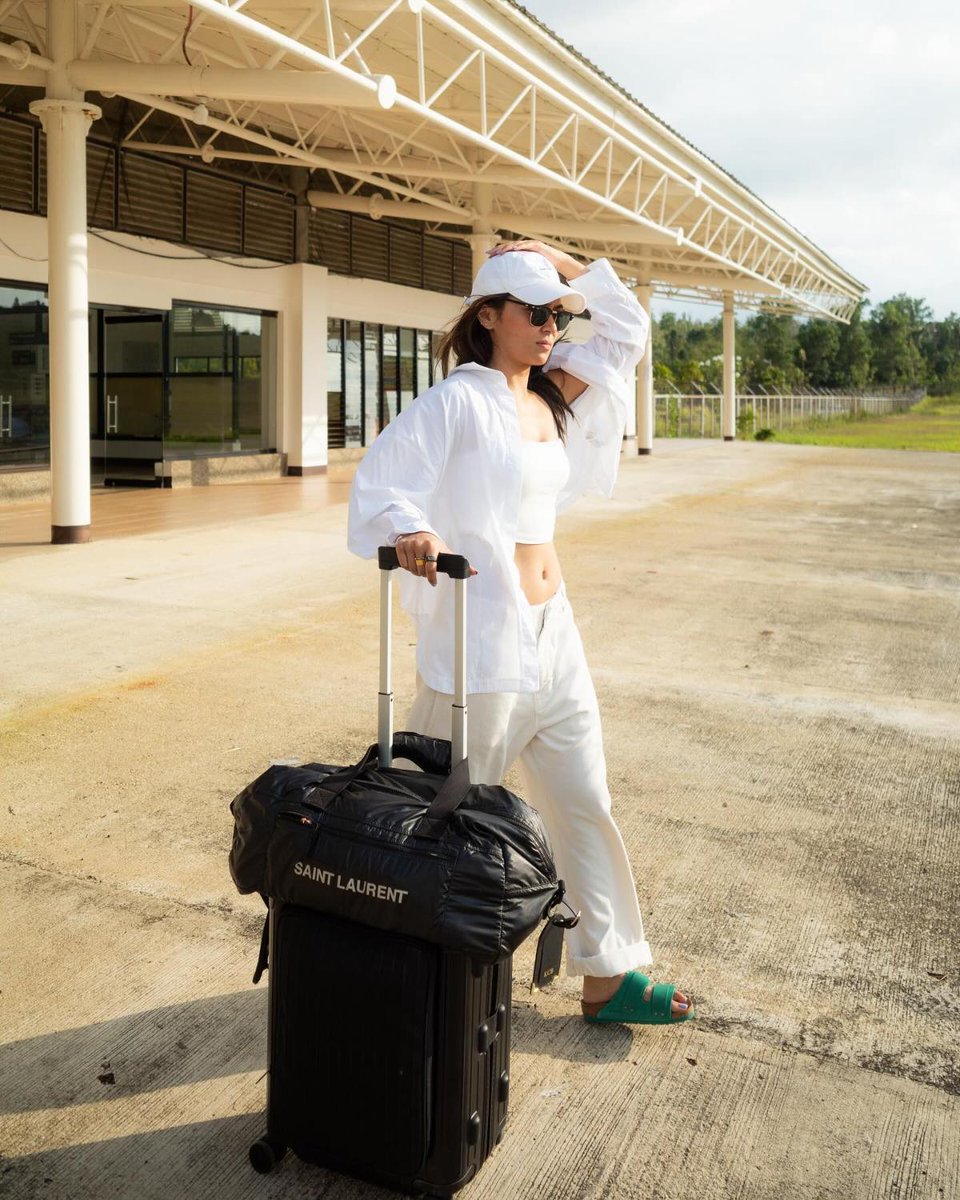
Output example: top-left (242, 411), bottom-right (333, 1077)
top-left (515, 439), bottom-right (571, 544)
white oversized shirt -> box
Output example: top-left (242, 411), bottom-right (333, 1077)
top-left (347, 258), bottom-right (649, 694)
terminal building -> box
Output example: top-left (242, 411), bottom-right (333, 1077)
top-left (0, 0), bottom-right (866, 541)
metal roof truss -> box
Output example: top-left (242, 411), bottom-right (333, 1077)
top-left (0, 0), bottom-right (864, 319)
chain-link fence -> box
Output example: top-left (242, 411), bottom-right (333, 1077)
top-left (654, 386), bottom-right (923, 439)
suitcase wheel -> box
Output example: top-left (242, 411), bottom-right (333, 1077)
top-left (248, 1135), bottom-right (286, 1175)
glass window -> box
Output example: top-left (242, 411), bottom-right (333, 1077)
top-left (237, 325), bottom-right (266, 449)
top-left (105, 316), bottom-right (163, 375)
top-left (363, 323), bottom-right (380, 444)
top-left (0, 283), bottom-right (49, 467)
top-left (416, 330), bottom-right (433, 394)
top-left (382, 326), bottom-right (399, 427)
top-left (399, 328), bottom-right (415, 414)
top-left (167, 304), bottom-right (269, 454)
top-left (431, 331), bottom-right (444, 381)
top-left (170, 306), bottom-right (231, 375)
top-left (343, 320), bottom-right (363, 448)
top-left (328, 319), bottom-right (438, 449)
top-left (1, 292), bottom-right (277, 473)
top-left (327, 318), bottom-right (344, 450)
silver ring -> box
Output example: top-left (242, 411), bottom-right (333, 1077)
top-left (424, 554), bottom-right (438, 563)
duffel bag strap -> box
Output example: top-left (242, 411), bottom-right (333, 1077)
top-left (252, 894), bottom-right (270, 984)
top-left (310, 745), bottom-right (378, 805)
top-left (413, 757), bottom-right (472, 839)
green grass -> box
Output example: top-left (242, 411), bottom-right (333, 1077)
top-left (912, 394), bottom-right (960, 415)
top-left (761, 395), bottom-right (960, 452)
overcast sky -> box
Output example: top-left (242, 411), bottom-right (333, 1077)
top-left (520, 0), bottom-right (959, 321)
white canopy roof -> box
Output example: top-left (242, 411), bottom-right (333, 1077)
top-left (0, 0), bottom-right (866, 319)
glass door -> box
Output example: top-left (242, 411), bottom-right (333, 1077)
top-left (0, 285), bottom-right (49, 468)
top-left (93, 312), bottom-right (165, 480)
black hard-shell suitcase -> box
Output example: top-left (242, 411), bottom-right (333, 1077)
top-left (251, 902), bottom-right (511, 1195)
top-left (248, 550), bottom-right (512, 1196)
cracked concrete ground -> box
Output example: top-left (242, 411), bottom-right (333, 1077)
top-left (1, 439), bottom-right (958, 1200)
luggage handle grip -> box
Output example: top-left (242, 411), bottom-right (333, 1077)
top-left (378, 546), bottom-right (472, 579)
top-left (377, 545), bottom-right (470, 767)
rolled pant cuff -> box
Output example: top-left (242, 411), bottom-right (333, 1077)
top-left (566, 939), bottom-right (654, 978)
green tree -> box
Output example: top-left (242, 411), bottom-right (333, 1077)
top-left (674, 357), bottom-right (706, 391)
top-left (651, 294), bottom-right (947, 397)
top-left (653, 312), bottom-right (686, 364)
top-left (868, 294), bottom-right (930, 386)
top-left (745, 312), bottom-right (797, 370)
top-left (686, 316), bottom-right (723, 365)
top-left (834, 300), bottom-right (872, 389)
top-left (652, 360), bottom-right (676, 386)
top-left (796, 319), bottom-right (840, 386)
top-left (920, 313), bottom-right (960, 394)
top-left (739, 311), bottom-right (804, 390)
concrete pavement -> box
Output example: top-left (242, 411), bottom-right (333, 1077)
top-left (1, 440), bottom-right (958, 1200)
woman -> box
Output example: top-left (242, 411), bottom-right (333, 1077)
top-left (348, 240), bottom-right (693, 1025)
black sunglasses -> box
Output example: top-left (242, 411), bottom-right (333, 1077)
top-left (506, 298), bottom-right (575, 332)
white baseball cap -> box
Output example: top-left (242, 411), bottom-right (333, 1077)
top-left (468, 251), bottom-right (587, 314)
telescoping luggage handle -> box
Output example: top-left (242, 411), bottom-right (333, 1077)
top-left (377, 546), bottom-right (472, 770)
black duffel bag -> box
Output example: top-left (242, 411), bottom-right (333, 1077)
top-left (230, 730), bottom-right (565, 964)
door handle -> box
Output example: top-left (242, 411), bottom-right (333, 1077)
top-left (0, 396), bottom-right (11, 439)
top-left (106, 394), bottom-right (118, 433)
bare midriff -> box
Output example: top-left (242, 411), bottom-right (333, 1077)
top-left (515, 541), bottom-right (562, 605)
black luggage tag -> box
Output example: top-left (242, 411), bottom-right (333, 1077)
top-left (531, 919), bottom-right (565, 992)
top-left (530, 892), bottom-right (581, 993)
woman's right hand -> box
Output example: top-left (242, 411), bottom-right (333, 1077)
top-left (487, 238), bottom-right (586, 281)
top-left (394, 532), bottom-right (478, 587)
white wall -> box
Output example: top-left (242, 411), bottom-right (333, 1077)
top-left (326, 273), bottom-right (461, 332)
top-left (0, 211), bottom-right (294, 313)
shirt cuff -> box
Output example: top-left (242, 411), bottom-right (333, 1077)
top-left (387, 520), bottom-right (441, 545)
top-left (572, 258), bottom-right (622, 302)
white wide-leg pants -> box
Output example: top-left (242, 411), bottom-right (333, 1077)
top-left (406, 583), bottom-right (653, 978)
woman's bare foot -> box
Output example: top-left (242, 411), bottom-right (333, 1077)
top-left (581, 972), bottom-right (691, 1019)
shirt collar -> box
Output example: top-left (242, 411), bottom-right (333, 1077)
top-left (447, 361), bottom-right (519, 411)
top-left (448, 361), bottom-right (500, 379)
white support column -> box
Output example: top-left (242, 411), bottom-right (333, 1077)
top-left (635, 283), bottom-right (654, 455)
top-left (283, 263), bottom-right (329, 475)
top-left (722, 292), bottom-right (737, 442)
top-left (468, 181), bottom-right (499, 279)
top-left (467, 233), bottom-right (499, 279)
top-left (30, 0), bottom-right (100, 543)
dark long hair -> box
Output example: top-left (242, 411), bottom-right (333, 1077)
top-left (435, 294), bottom-right (571, 441)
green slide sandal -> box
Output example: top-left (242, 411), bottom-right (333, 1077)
top-left (581, 970), bottom-right (696, 1025)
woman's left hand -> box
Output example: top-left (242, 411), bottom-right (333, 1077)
top-left (487, 239), bottom-right (586, 281)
